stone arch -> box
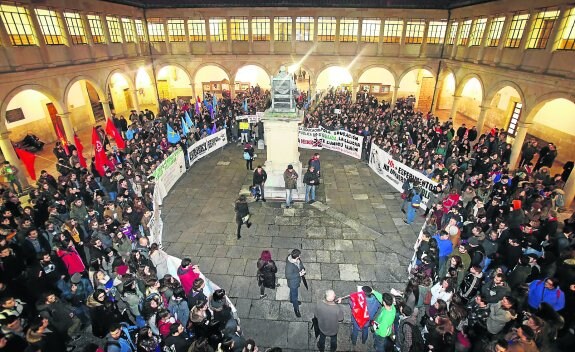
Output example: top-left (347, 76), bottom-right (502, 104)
top-left (523, 91), bottom-right (575, 124)
top-left (156, 62), bottom-right (193, 85)
top-left (234, 64), bottom-right (272, 89)
top-left (315, 64), bottom-right (353, 90)
top-left (281, 63), bottom-right (315, 85)
top-left (191, 62), bottom-right (232, 84)
top-left (435, 67), bottom-right (457, 111)
top-left (63, 75), bottom-right (107, 130)
top-left (397, 66), bottom-right (435, 112)
top-left (357, 65), bottom-right (398, 87)
top-left (454, 73), bottom-right (485, 102)
top-left (485, 80), bottom-right (526, 110)
top-left (1, 84), bottom-right (64, 126)
top-left (105, 69), bottom-right (135, 94)
top-left (397, 65), bottom-right (435, 85)
top-left (63, 75), bottom-right (106, 104)
top-left (105, 69), bottom-right (136, 114)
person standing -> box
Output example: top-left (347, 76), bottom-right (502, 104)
top-left (372, 293), bottom-right (396, 352)
top-left (283, 164), bottom-right (298, 208)
top-left (252, 165), bottom-right (267, 202)
top-left (309, 153), bottom-right (321, 177)
top-left (285, 249), bottom-right (305, 317)
top-left (257, 250), bottom-right (278, 299)
top-left (303, 165), bottom-right (319, 203)
top-left (404, 187), bottom-right (421, 224)
top-left (243, 143), bottom-right (254, 171)
top-left (314, 290), bottom-right (343, 352)
top-left (336, 285), bottom-right (382, 347)
top-left (234, 195), bottom-right (252, 239)
top-left (0, 161), bottom-right (22, 195)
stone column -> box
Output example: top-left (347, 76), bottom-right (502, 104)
top-left (430, 80), bottom-right (441, 114)
top-left (101, 100), bottom-right (112, 119)
top-left (226, 18), bottom-right (232, 53)
top-left (205, 18), bottom-right (212, 54)
top-left (509, 121), bottom-right (531, 170)
top-left (0, 15), bottom-right (15, 69)
top-left (391, 85), bottom-right (400, 106)
top-left (229, 78), bottom-right (236, 98)
top-left (543, 6), bottom-right (568, 72)
top-left (356, 18), bottom-right (362, 54)
top-left (516, 10), bottom-right (537, 68)
top-left (419, 20), bottom-right (430, 57)
top-left (494, 14), bottom-right (513, 65)
top-left (449, 95), bottom-right (462, 120)
top-left (476, 17), bottom-right (492, 62)
top-left (0, 130), bottom-right (29, 188)
top-left (377, 17), bottom-right (384, 56)
top-left (80, 14), bottom-right (97, 59)
top-left (291, 17), bottom-right (296, 54)
top-left (476, 105), bottom-right (490, 135)
top-left (58, 112), bottom-right (75, 143)
top-left (351, 81), bottom-right (358, 102)
top-left (117, 16), bottom-right (128, 57)
top-left (334, 17), bottom-right (341, 54)
top-left (25, 4), bottom-right (48, 65)
top-left (269, 17), bottom-right (275, 54)
top-left (398, 18), bottom-right (407, 57)
top-left (130, 89), bottom-right (141, 112)
top-left (248, 16), bottom-right (253, 54)
top-left (450, 22), bottom-right (463, 59)
top-left (563, 165), bottom-right (575, 208)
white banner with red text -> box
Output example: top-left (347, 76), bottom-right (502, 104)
top-left (298, 127), bottom-right (364, 159)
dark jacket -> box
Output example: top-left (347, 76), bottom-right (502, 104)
top-left (303, 170), bottom-right (319, 186)
top-left (285, 255), bottom-right (305, 289)
top-left (459, 271), bottom-right (483, 300)
top-left (257, 259), bottom-right (278, 289)
top-left (234, 200), bottom-right (249, 224)
top-left (253, 169), bottom-right (267, 185)
top-left (164, 333), bottom-right (193, 352)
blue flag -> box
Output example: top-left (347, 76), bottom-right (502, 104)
top-left (185, 111), bottom-right (194, 128)
top-left (181, 117), bottom-right (189, 135)
top-left (210, 122), bottom-right (217, 135)
top-left (166, 124), bottom-right (181, 144)
top-left (243, 99), bottom-right (248, 113)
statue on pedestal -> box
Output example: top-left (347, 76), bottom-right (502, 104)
top-left (270, 66), bottom-right (296, 113)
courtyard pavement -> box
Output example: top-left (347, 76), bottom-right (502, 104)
top-left (160, 143), bottom-right (425, 351)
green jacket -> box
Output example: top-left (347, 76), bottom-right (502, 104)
top-left (373, 304), bottom-right (396, 338)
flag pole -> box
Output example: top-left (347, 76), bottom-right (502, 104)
top-left (33, 154), bottom-right (75, 170)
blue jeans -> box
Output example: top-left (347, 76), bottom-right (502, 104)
top-left (108, 191), bottom-right (117, 201)
top-left (317, 332), bottom-right (337, 352)
top-left (305, 184), bottom-right (316, 202)
top-left (285, 189), bottom-right (295, 206)
top-left (351, 319), bottom-right (369, 345)
top-left (374, 335), bottom-right (393, 352)
top-left (289, 286), bottom-right (299, 310)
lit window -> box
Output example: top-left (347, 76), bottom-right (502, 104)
top-left (35, 8), bottom-right (66, 45)
top-left (527, 9), bottom-right (559, 49)
top-left (209, 18), bottom-right (227, 42)
top-left (469, 18), bottom-right (487, 46)
top-left (405, 19), bottom-right (425, 44)
top-left (252, 17), bottom-right (269, 41)
top-left (447, 21), bottom-right (458, 45)
top-left (558, 8), bottom-right (575, 50)
top-left (0, 4), bottom-right (35, 46)
top-left (505, 12), bottom-right (529, 48)
top-left (106, 16), bottom-right (122, 43)
top-left (274, 17), bottom-right (291, 41)
top-left (506, 102), bottom-right (522, 137)
top-left (339, 18), bottom-right (358, 42)
top-left (427, 20), bottom-right (447, 44)
top-left (458, 19), bottom-right (472, 45)
top-left (63, 12), bottom-right (87, 45)
top-left (230, 17), bottom-right (248, 41)
top-left (486, 16), bottom-right (505, 46)
top-left (87, 14), bottom-right (106, 44)
top-left (296, 17), bottom-right (313, 41)
top-left (188, 19), bottom-right (206, 42)
top-left (167, 19), bottom-right (185, 42)
top-left (361, 18), bottom-right (380, 42)
top-left (382, 18), bottom-right (403, 43)
top-left (147, 18), bottom-right (165, 42)
top-left (121, 18), bottom-right (135, 42)
top-left (135, 19), bottom-right (147, 42)
top-left (317, 17), bottom-right (335, 42)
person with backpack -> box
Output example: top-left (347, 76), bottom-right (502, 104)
top-left (243, 143), bottom-right (254, 171)
top-left (397, 305), bottom-right (424, 352)
top-left (105, 322), bottom-right (137, 352)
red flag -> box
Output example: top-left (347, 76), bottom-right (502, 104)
top-left (92, 127), bottom-right (108, 176)
top-left (74, 134), bottom-right (87, 168)
top-left (14, 148), bottom-right (37, 180)
top-left (55, 123), bottom-right (69, 155)
top-left (105, 118), bottom-right (126, 149)
top-left (349, 291), bottom-right (370, 329)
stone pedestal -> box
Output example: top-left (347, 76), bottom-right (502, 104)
top-left (262, 110), bottom-right (305, 201)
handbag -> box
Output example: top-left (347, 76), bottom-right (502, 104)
top-left (242, 214), bottom-right (250, 223)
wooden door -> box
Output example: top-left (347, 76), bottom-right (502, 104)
top-left (123, 88), bottom-right (133, 110)
top-left (46, 103), bottom-right (64, 137)
top-left (417, 77), bottom-right (434, 113)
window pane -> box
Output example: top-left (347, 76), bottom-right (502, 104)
top-left (0, 4), bottom-right (36, 46)
top-left (147, 18), bottom-right (165, 42)
top-left (505, 12), bottom-right (529, 48)
top-left (469, 18), bottom-right (487, 46)
top-left (122, 18), bottom-right (135, 42)
top-left (87, 14), bottom-right (106, 44)
top-left (427, 20), bottom-right (447, 44)
top-left (458, 19), bottom-right (472, 45)
top-left (35, 8), bottom-right (66, 45)
top-left (527, 9), bottom-right (559, 49)
top-left (188, 19), bottom-right (206, 42)
top-left (252, 17), bottom-right (269, 41)
top-left (317, 17), bottom-right (335, 42)
top-left (64, 11), bottom-right (87, 45)
top-left (383, 18), bottom-right (403, 43)
top-left (405, 19), bottom-right (425, 44)
top-left (274, 17), bottom-right (291, 41)
top-left (487, 16), bottom-right (505, 46)
top-left (339, 18), bottom-right (358, 42)
top-left (361, 18), bottom-right (380, 42)
top-left (135, 19), bottom-right (147, 42)
top-left (558, 8), bottom-right (575, 50)
top-left (447, 21), bottom-right (458, 44)
top-left (106, 16), bottom-right (122, 43)
top-left (296, 17), bottom-right (314, 41)
top-left (167, 19), bottom-right (185, 42)
top-left (210, 18), bottom-right (227, 42)
top-left (230, 17), bottom-right (248, 41)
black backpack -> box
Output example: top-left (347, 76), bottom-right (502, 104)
top-left (402, 321), bottom-right (425, 352)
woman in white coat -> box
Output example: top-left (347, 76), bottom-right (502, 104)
top-left (149, 243), bottom-right (170, 279)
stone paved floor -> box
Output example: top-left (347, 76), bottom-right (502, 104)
top-left (161, 144), bottom-right (426, 351)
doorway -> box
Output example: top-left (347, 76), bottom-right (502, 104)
top-left (123, 88), bottom-right (134, 110)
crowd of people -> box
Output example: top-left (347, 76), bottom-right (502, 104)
top-left (0, 87), bottom-right (277, 352)
top-left (303, 87), bottom-right (575, 352)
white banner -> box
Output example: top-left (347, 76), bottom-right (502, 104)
top-left (187, 129), bottom-right (228, 166)
top-left (298, 127), bottom-right (364, 159)
top-left (235, 114), bottom-right (260, 123)
top-left (368, 143), bottom-right (438, 209)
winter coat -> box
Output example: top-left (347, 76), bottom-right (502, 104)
top-left (257, 259), bottom-right (278, 289)
top-left (234, 200), bottom-right (249, 224)
top-left (57, 247), bottom-right (85, 275)
top-left (36, 299), bottom-right (75, 335)
top-left (252, 169), bottom-right (267, 185)
top-left (87, 295), bottom-right (111, 338)
top-left (150, 249), bottom-right (170, 279)
top-left (285, 255), bottom-right (305, 289)
top-left (303, 170), bottom-right (320, 186)
top-left (459, 272), bottom-right (483, 300)
top-left (122, 291), bottom-right (143, 318)
top-left (168, 297), bottom-right (190, 326)
top-left (283, 169), bottom-right (299, 189)
top-left (177, 265), bottom-right (200, 295)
